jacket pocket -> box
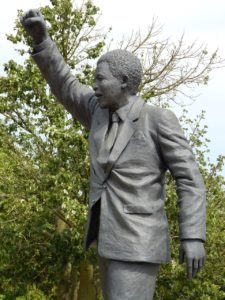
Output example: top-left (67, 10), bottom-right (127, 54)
top-left (123, 204), bottom-right (154, 214)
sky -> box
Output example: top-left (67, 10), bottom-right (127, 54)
top-left (1, 0), bottom-right (225, 175)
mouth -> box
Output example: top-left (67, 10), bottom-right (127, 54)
top-left (95, 93), bottom-right (103, 98)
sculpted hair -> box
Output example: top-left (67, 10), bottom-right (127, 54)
top-left (97, 49), bottom-right (143, 95)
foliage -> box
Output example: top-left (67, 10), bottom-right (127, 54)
top-left (0, 0), bottom-right (106, 298)
top-left (0, 0), bottom-right (224, 299)
top-left (154, 111), bottom-right (225, 299)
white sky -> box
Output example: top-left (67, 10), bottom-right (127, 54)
top-left (1, 0), bottom-right (225, 175)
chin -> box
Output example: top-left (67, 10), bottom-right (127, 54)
top-left (98, 101), bottom-right (107, 108)
top-left (97, 99), bottom-right (108, 109)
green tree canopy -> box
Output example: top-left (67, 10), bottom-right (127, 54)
top-left (0, 0), bottom-right (224, 299)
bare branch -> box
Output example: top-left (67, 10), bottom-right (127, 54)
top-left (115, 19), bottom-right (224, 106)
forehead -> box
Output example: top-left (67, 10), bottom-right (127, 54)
top-left (95, 61), bottom-right (113, 76)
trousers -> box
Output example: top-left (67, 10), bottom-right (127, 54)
top-left (98, 256), bottom-right (160, 300)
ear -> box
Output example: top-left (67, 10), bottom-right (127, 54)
top-left (121, 75), bottom-right (128, 89)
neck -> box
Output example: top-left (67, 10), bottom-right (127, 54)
top-left (111, 93), bottom-right (133, 112)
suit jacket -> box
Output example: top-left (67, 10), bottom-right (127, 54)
top-left (32, 38), bottom-right (206, 263)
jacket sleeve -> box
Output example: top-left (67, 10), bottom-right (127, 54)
top-left (157, 108), bottom-right (206, 242)
top-left (32, 38), bottom-right (97, 130)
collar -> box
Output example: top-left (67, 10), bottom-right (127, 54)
top-left (115, 96), bottom-right (137, 122)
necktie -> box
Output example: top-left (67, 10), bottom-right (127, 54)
top-left (105, 112), bottom-right (120, 152)
top-left (97, 112), bottom-right (120, 168)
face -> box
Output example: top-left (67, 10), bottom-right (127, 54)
top-left (93, 61), bottom-right (128, 111)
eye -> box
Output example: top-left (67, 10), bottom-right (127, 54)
top-left (96, 75), bottom-right (104, 81)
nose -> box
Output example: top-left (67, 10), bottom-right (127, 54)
top-left (92, 81), bottom-right (97, 91)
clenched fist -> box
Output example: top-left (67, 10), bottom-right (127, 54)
top-left (20, 9), bottom-right (48, 45)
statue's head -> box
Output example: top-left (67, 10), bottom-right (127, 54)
top-left (97, 49), bottom-right (143, 95)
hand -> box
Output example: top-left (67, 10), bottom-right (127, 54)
top-left (20, 9), bottom-right (48, 45)
top-left (179, 239), bottom-right (205, 280)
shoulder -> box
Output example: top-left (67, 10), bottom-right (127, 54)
top-left (143, 103), bottom-right (179, 125)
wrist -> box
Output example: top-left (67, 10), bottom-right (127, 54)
top-left (33, 33), bottom-right (49, 46)
top-left (32, 36), bottom-right (52, 54)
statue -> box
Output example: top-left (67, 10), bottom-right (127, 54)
top-left (21, 9), bottom-right (206, 300)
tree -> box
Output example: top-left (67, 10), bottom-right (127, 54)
top-left (0, 0), bottom-right (224, 299)
top-left (154, 110), bottom-right (225, 299)
top-left (1, 0), bottom-right (106, 298)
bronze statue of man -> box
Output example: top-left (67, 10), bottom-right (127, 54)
top-left (21, 9), bottom-right (206, 300)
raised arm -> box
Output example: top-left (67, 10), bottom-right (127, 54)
top-left (21, 9), bottom-right (96, 129)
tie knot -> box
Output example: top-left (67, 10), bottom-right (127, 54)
top-left (112, 112), bottom-right (119, 123)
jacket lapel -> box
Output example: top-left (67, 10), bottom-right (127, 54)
top-left (105, 96), bottom-right (145, 175)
